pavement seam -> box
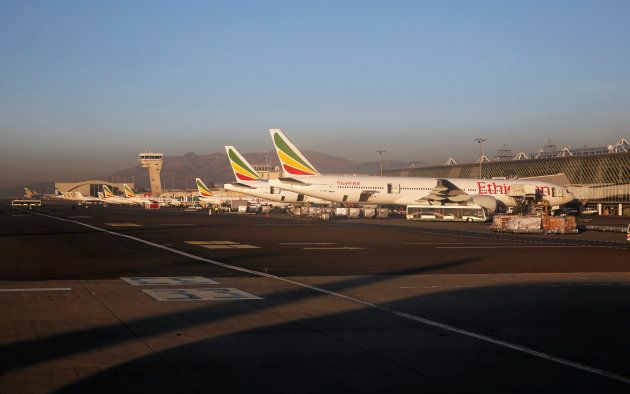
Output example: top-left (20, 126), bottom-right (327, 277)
top-left (75, 279), bottom-right (201, 394)
top-left (27, 210), bottom-right (630, 386)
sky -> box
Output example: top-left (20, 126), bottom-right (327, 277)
top-left (1, 0), bottom-right (630, 186)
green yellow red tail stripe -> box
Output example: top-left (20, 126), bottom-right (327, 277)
top-left (102, 185), bottom-right (115, 198)
top-left (123, 184), bottom-right (136, 198)
top-left (195, 178), bottom-right (213, 197)
top-left (269, 129), bottom-right (319, 176)
top-left (225, 146), bottom-right (262, 182)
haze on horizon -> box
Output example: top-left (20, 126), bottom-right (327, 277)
top-left (1, 0), bottom-right (629, 187)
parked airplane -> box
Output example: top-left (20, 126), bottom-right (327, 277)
top-left (268, 129), bottom-right (575, 212)
top-left (196, 177), bottom-right (263, 206)
top-left (102, 185), bottom-right (138, 205)
top-left (223, 146), bottom-right (330, 205)
top-left (69, 191), bottom-right (104, 204)
top-left (23, 187), bottom-right (39, 199)
top-left (122, 184), bottom-right (156, 206)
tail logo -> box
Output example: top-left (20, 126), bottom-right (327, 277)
top-left (273, 132), bottom-right (318, 176)
top-left (196, 178), bottom-right (213, 197)
top-left (227, 148), bottom-right (262, 181)
top-left (123, 184), bottom-right (136, 198)
top-left (103, 185), bottom-right (115, 198)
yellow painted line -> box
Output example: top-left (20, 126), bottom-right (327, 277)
top-left (200, 244), bottom-right (259, 249)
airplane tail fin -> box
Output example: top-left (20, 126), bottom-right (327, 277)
top-left (225, 146), bottom-right (263, 182)
top-left (102, 185), bottom-right (115, 198)
top-left (24, 187), bottom-right (33, 198)
top-left (123, 184), bottom-right (135, 198)
top-left (75, 191), bottom-right (84, 199)
top-left (98, 191), bottom-right (104, 199)
top-left (269, 129), bottom-right (320, 176)
top-left (195, 178), bottom-right (213, 197)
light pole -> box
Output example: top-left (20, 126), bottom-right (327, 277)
top-left (474, 138), bottom-right (487, 178)
top-left (377, 150), bottom-right (387, 176)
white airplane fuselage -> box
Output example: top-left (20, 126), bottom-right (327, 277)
top-left (269, 175), bottom-right (574, 208)
top-left (224, 181), bottom-right (330, 205)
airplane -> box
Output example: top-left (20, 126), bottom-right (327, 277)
top-left (195, 177), bottom-right (262, 206)
top-left (122, 184), bottom-right (182, 207)
top-left (267, 129), bottom-right (575, 212)
top-left (122, 184), bottom-right (157, 206)
top-left (50, 188), bottom-right (77, 201)
top-left (23, 187), bottom-right (39, 199)
top-left (223, 146), bottom-right (331, 206)
top-left (102, 184), bottom-right (138, 205)
top-left (73, 191), bottom-right (104, 204)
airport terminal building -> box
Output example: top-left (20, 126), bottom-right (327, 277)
top-left (55, 180), bottom-right (134, 197)
top-left (383, 139), bottom-right (630, 215)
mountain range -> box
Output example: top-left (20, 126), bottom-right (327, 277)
top-left (1, 151), bottom-right (424, 196)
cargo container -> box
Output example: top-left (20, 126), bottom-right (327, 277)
top-left (362, 208), bottom-right (376, 218)
top-left (335, 207), bottom-right (349, 218)
top-left (375, 208), bottom-right (389, 218)
top-left (348, 208), bottom-right (361, 218)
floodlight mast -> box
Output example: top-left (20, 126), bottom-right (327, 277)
top-left (474, 138), bottom-right (487, 178)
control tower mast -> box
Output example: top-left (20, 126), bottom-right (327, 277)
top-left (139, 152), bottom-right (163, 196)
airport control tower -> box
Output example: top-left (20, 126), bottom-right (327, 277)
top-left (139, 152), bottom-right (163, 196)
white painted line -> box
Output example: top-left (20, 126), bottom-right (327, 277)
top-left (303, 247), bottom-right (366, 250)
top-left (143, 288), bottom-right (261, 301)
top-left (280, 242), bottom-right (337, 245)
top-left (121, 276), bottom-right (218, 286)
top-left (105, 223), bottom-right (142, 227)
top-left (0, 288), bottom-right (71, 292)
top-left (29, 210), bottom-right (630, 386)
top-left (436, 245), bottom-right (593, 249)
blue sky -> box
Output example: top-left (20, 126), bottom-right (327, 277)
top-left (1, 0), bottom-right (629, 185)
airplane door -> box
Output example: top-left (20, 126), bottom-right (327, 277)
top-left (329, 184), bottom-right (335, 193)
top-left (393, 184), bottom-right (401, 194)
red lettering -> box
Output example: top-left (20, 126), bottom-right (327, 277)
top-left (477, 182), bottom-right (487, 194)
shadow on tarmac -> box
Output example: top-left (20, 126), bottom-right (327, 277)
top-left (2, 259), bottom-right (630, 393)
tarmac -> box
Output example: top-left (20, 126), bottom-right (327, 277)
top-left (1, 202), bottom-right (630, 393)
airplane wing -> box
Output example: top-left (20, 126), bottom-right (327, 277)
top-left (229, 182), bottom-right (257, 189)
top-left (420, 179), bottom-right (472, 204)
top-left (277, 177), bottom-right (311, 186)
top-left (359, 190), bottom-right (379, 202)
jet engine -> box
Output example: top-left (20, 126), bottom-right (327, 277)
top-left (471, 195), bottom-right (498, 213)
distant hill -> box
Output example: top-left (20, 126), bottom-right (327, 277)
top-left (0, 151), bottom-right (424, 196)
top-left (108, 150), bottom-right (423, 190)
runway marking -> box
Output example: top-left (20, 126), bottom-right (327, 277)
top-left (186, 240), bottom-right (260, 249)
top-left (280, 242), bottom-right (337, 245)
top-left (436, 245), bottom-right (596, 249)
top-left (105, 223), bottom-right (142, 227)
top-left (0, 288), bottom-right (71, 292)
top-left (303, 247), bottom-right (365, 250)
top-left (121, 276), bottom-right (218, 286)
top-left (186, 241), bottom-right (238, 245)
top-left (29, 211), bottom-right (630, 386)
top-left (404, 242), bottom-right (527, 245)
top-left (11, 214), bottom-right (31, 217)
top-left (143, 288), bottom-right (261, 301)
